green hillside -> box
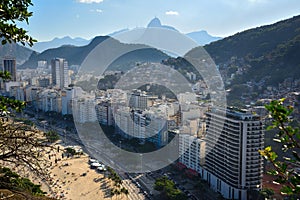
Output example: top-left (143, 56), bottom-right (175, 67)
top-left (0, 43), bottom-right (34, 65)
top-left (204, 15), bottom-right (300, 85)
top-left (20, 36), bottom-right (169, 69)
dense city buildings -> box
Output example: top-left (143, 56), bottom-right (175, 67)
top-left (1, 60), bottom-right (269, 199)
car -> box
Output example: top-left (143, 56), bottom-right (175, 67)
top-left (89, 158), bottom-right (97, 164)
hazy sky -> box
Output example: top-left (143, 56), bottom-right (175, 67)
top-left (24, 0), bottom-right (300, 41)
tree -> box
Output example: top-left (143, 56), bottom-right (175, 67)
top-left (259, 98), bottom-right (300, 196)
top-left (121, 187), bottom-right (129, 199)
top-left (0, 118), bottom-right (53, 177)
top-left (260, 188), bottom-right (274, 199)
top-left (0, 72), bottom-right (53, 178)
top-left (0, 1), bottom-right (53, 197)
top-left (45, 130), bottom-right (59, 143)
top-left (0, 0), bottom-right (36, 46)
top-left (0, 167), bottom-right (46, 195)
top-left (154, 176), bottom-right (187, 200)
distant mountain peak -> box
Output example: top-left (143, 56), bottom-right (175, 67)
top-left (146, 17), bottom-right (178, 32)
top-left (186, 30), bottom-right (222, 45)
top-left (30, 36), bottom-right (90, 52)
top-left (147, 17), bottom-right (162, 28)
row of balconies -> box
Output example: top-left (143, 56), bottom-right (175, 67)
top-left (247, 138), bottom-right (264, 142)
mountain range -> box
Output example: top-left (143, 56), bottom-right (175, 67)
top-left (25, 17), bottom-right (221, 53)
top-left (0, 43), bottom-right (33, 65)
top-left (20, 36), bottom-right (169, 69)
top-left (28, 36), bottom-right (90, 53)
top-left (1, 14), bottom-right (300, 93)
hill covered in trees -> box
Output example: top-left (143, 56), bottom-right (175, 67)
top-left (20, 36), bottom-right (169, 69)
top-left (204, 15), bottom-right (300, 85)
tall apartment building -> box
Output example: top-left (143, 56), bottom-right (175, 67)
top-left (203, 108), bottom-right (264, 200)
top-left (37, 89), bottom-right (62, 113)
top-left (51, 58), bottom-right (69, 88)
top-left (96, 101), bottom-right (114, 126)
top-left (113, 106), bottom-right (168, 147)
top-left (129, 90), bottom-right (149, 110)
top-left (61, 88), bottom-right (74, 115)
top-left (3, 58), bottom-right (17, 81)
top-left (179, 134), bottom-right (205, 172)
top-left (73, 96), bottom-right (97, 123)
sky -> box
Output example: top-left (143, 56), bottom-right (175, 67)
top-left (23, 0), bottom-right (300, 42)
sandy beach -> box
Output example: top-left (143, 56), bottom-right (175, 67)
top-left (38, 143), bottom-right (116, 200)
top-left (43, 155), bottom-right (113, 200)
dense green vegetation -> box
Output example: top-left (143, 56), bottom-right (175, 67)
top-left (106, 167), bottom-right (129, 199)
top-left (154, 176), bottom-right (187, 200)
top-left (205, 15), bottom-right (300, 86)
top-left (45, 130), bottom-right (59, 143)
top-left (0, 167), bottom-right (45, 196)
top-left (260, 99), bottom-right (300, 197)
top-left (205, 15), bottom-right (300, 63)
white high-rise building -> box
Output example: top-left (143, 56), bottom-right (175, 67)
top-left (51, 58), bottom-right (69, 88)
top-left (73, 96), bottom-right (97, 123)
top-left (113, 106), bottom-right (168, 147)
top-left (62, 87), bottom-right (74, 115)
top-left (129, 90), bottom-right (149, 110)
top-left (204, 108), bottom-right (264, 200)
top-left (179, 134), bottom-right (205, 172)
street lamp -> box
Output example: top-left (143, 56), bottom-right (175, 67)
top-left (140, 153), bottom-right (143, 173)
top-left (64, 130), bottom-right (67, 144)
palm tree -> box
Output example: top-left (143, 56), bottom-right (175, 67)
top-left (114, 188), bottom-right (121, 200)
top-left (110, 189), bottom-right (115, 200)
top-left (121, 187), bottom-right (129, 200)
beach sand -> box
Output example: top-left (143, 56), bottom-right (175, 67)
top-left (39, 144), bottom-right (116, 200)
top-left (2, 140), bottom-right (122, 200)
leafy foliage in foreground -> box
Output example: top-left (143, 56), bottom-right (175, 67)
top-left (0, 0), bottom-right (36, 46)
top-left (0, 167), bottom-right (44, 196)
top-left (259, 99), bottom-right (300, 196)
top-left (0, 72), bottom-right (53, 179)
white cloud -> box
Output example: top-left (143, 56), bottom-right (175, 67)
top-left (165, 11), bottom-right (179, 16)
top-left (77, 0), bottom-right (103, 4)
